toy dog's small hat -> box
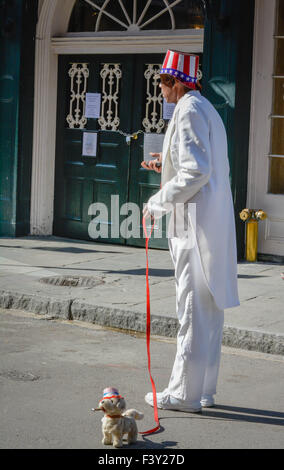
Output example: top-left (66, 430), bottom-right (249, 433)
top-left (160, 49), bottom-right (200, 89)
top-left (100, 387), bottom-right (122, 401)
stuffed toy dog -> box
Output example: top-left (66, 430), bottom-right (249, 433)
top-left (92, 387), bottom-right (144, 448)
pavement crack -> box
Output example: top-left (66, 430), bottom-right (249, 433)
top-left (150, 279), bottom-right (174, 286)
top-left (68, 299), bottom-right (75, 320)
top-left (244, 296), bottom-right (259, 302)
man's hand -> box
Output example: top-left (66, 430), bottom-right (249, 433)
top-left (141, 153), bottom-right (162, 173)
top-left (143, 204), bottom-right (152, 220)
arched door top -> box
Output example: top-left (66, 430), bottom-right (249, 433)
top-left (68, 0), bottom-right (205, 34)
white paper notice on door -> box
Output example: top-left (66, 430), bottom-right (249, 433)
top-left (143, 133), bottom-right (165, 162)
top-left (85, 93), bottom-right (101, 119)
top-left (163, 99), bottom-right (176, 120)
top-left (82, 132), bottom-right (98, 157)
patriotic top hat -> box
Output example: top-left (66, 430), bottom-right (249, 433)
top-left (160, 50), bottom-right (200, 89)
top-left (100, 387), bottom-right (122, 402)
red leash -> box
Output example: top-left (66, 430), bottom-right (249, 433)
top-left (140, 216), bottom-right (160, 435)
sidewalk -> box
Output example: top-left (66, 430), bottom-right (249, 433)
top-left (0, 236), bottom-right (283, 355)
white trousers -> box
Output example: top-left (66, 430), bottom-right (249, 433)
top-left (166, 238), bottom-right (224, 409)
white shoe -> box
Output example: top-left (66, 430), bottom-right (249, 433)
top-left (145, 392), bottom-right (202, 413)
top-left (200, 396), bottom-right (215, 408)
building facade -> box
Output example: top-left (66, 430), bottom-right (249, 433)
top-left (0, 0), bottom-right (283, 260)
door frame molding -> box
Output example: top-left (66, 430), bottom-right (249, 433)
top-left (31, 0), bottom-right (203, 235)
top-left (247, 0), bottom-right (275, 209)
top-left (247, 0), bottom-right (284, 256)
top-left (51, 31), bottom-right (203, 55)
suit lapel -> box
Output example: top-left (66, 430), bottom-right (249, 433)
top-left (161, 93), bottom-right (194, 187)
top-left (162, 93), bottom-right (192, 163)
top-left (162, 117), bottom-right (176, 165)
top-left (161, 116), bottom-right (176, 187)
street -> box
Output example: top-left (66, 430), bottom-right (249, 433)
top-left (0, 308), bottom-right (284, 450)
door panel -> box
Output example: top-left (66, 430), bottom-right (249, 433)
top-left (54, 55), bottom-right (133, 244)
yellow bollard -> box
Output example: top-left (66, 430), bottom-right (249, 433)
top-left (246, 219), bottom-right (258, 262)
top-left (240, 209), bottom-right (267, 262)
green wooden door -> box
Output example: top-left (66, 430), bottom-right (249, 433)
top-left (54, 54), bottom-right (132, 244)
top-left (54, 53), bottom-right (167, 247)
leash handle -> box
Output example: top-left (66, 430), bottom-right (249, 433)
top-left (140, 216), bottom-right (160, 435)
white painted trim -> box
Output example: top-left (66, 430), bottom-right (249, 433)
top-left (247, 0), bottom-right (284, 256)
top-left (265, 217), bottom-right (284, 241)
top-left (31, 0), bottom-right (203, 235)
top-left (31, 0), bottom-right (76, 235)
top-left (51, 32), bottom-right (204, 54)
top-left (65, 28), bottom-right (203, 37)
top-left (247, 0), bottom-right (274, 210)
top-left (38, 0), bottom-right (45, 17)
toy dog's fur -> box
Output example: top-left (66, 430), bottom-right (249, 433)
top-left (99, 396), bottom-right (144, 448)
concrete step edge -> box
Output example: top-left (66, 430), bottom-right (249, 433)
top-left (0, 289), bottom-right (283, 356)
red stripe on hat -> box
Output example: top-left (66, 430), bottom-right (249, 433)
top-left (183, 55), bottom-right (190, 76)
top-left (171, 52), bottom-right (179, 70)
top-left (163, 50), bottom-right (171, 69)
top-left (100, 395), bottom-right (123, 402)
top-left (195, 55), bottom-right (199, 78)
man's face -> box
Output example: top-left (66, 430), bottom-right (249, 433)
top-left (159, 75), bottom-right (178, 104)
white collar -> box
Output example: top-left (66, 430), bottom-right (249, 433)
top-left (174, 90), bottom-right (200, 113)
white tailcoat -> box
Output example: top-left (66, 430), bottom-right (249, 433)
top-left (147, 90), bottom-right (240, 310)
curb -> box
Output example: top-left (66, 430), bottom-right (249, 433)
top-left (1, 289), bottom-right (284, 356)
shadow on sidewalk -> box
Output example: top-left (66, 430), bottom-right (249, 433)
top-left (161, 405), bottom-right (284, 427)
top-left (0, 261), bottom-right (175, 278)
top-left (208, 404), bottom-right (284, 426)
top-left (120, 424), bottom-right (180, 449)
top-left (238, 274), bottom-right (269, 279)
top-left (98, 424), bottom-right (179, 450)
top-left (0, 245), bottom-right (122, 255)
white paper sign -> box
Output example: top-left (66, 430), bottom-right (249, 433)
top-left (143, 133), bottom-right (165, 162)
top-left (82, 132), bottom-right (98, 157)
top-left (163, 99), bottom-right (176, 120)
top-left (85, 93), bottom-right (101, 119)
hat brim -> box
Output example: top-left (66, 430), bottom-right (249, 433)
top-left (157, 73), bottom-right (197, 90)
top-left (175, 76), bottom-right (197, 89)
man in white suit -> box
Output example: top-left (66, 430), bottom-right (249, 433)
top-left (142, 50), bottom-right (239, 413)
